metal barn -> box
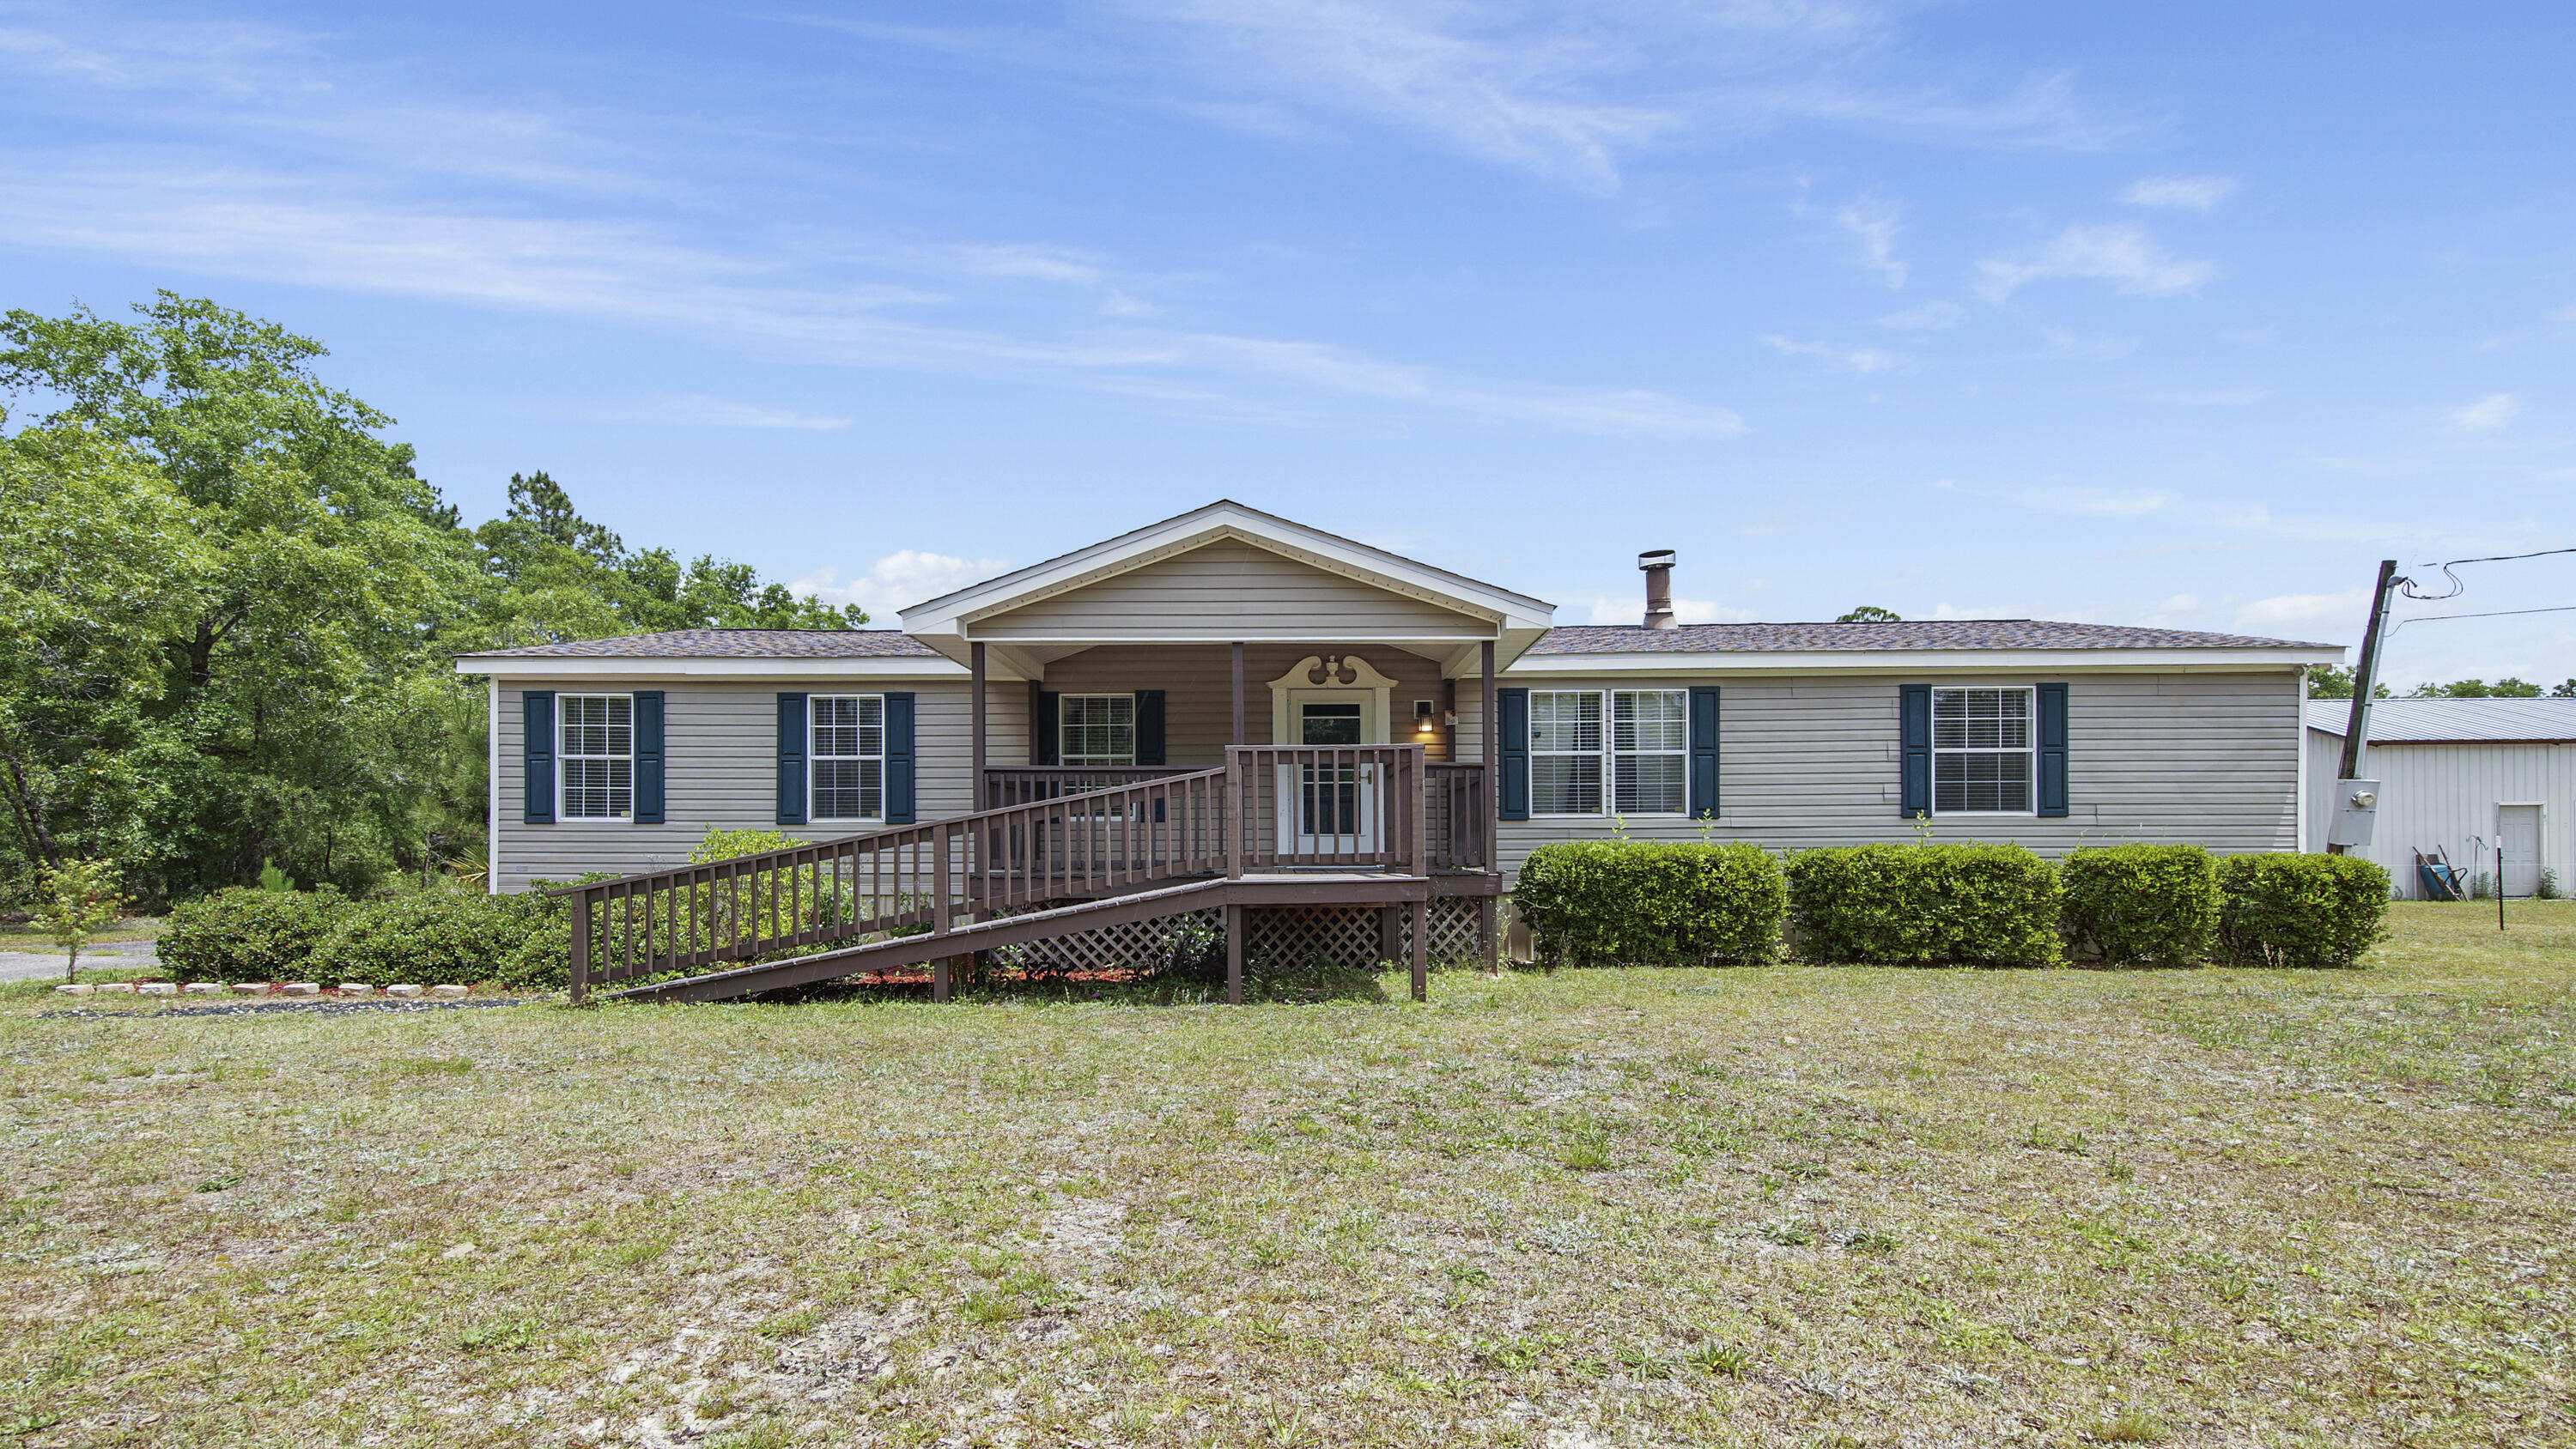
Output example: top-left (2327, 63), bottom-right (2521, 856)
top-left (2306, 699), bottom-right (2576, 899)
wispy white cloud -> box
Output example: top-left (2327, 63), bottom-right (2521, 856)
top-left (0, 15), bottom-right (1741, 439)
top-left (2120, 174), bottom-right (2238, 210)
top-left (2142, 386), bottom-right (2268, 405)
top-left (1975, 222), bottom-right (2217, 301)
top-left (2446, 392), bottom-right (2521, 431)
top-left (1874, 300), bottom-right (1962, 330)
top-left (1761, 334), bottom-right (1908, 375)
top-left (809, 3), bottom-right (2125, 195)
top-left (653, 396), bottom-right (853, 430)
top-left (1836, 194), bottom-right (1906, 287)
top-left (1932, 478), bottom-right (2170, 517)
top-left (2033, 327), bottom-right (2138, 362)
top-left (1584, 594), bottom-right (1756, 625)
top-left (2237, 587), bottom-right (2366, 628)
top-left (791, 550), bottom-right (1018, 621)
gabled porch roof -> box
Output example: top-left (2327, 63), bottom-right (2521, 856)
top-left (898, 500), bottom-right (1556, 680)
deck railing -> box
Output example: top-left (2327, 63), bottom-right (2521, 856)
top-left (1224, 744), bottom-right (1424, 876)
top-left (556, 767), bottom-right (1228, 999)
top-left (555, 754), bottom-right (1492, 1000)
top-left (981, 765), bottom-right (1193, 808)
top-left (1425, 761), bottom-right (1489, 872)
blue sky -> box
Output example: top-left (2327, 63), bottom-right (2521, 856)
top-left (3, 1), bottom-right (2570, 685)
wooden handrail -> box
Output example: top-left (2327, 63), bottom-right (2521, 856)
top-left (1223, 745), bottom-right (1427, 875)
top-left (556, 755), bottom-right (1491, 1002)
top-left (560, 765), bottom-right (1230, 1000)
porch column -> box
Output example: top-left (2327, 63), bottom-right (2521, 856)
top-left (1225, 902), bottom-right (1245, 1005)
top-left (1230, 641), bottom-right (1245, 745)
top-left (1482, 638), bottom-right (1500, 972)
top-left (970, 641), bottom-right (987, 811)
top-left (1408, 898), bottom-right (1428, 1003)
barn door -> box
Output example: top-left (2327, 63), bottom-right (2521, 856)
top-left (2498, 804), bottom-right (2543, 898)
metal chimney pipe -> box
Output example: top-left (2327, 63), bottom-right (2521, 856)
top-left (1637, 549), bottom-right (1677, 629)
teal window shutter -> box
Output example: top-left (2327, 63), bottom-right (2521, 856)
top-left (632, 690), bottom-right (665, 824)
top-left (1687, 685), bottom-right (1720, 819)
top-left (2036, 682), bottom-right (2069, 817)
top-left (884, 693), bottom-right (916, 823)
top-left (1899, 684), bottom-right (1931, 819)
top-left (522, 690), bottom-right (555, 825)
top-left (775, 693), bottom-right (807, 826)
top-left (1497, 687), bottom-right (1530, 821)
top-left (1133, 690), bottom-right (1165, 767)
top-left (1035, 692), bottom-right (1060, 766)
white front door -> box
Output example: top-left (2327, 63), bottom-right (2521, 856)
top-left (2499, 804), bottom-right (2543, 897)
top-left (1279, 690), bottom-right (1381, 856)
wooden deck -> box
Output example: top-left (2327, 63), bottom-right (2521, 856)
top-left (556, 747), bottom-right (1497, 1004)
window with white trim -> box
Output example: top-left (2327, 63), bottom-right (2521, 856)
top-left (1530, 689), bottom-right (1689, 816)
top-left (558, 694), bottom-right (633, 820)
top-left (1060, 694), bottom-right (1136, 767)
top-left (1932, 686), bottom-right (2033, 814)
top-left (1613, 689), bottom-right (1688, 815)
top-left (811, 694), bottom-right (885, 821)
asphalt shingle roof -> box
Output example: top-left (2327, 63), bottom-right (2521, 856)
top-left (462, 629), bottom-right (940, 659)
top-left (2304, 698), bottom-right (2576, 743)
top-left (1528, 621), bottom-right (2327, 653)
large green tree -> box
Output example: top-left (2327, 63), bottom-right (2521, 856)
top-left (464, 470), bottom-right (866, 648)
top-left (1, 294), bottom-right (872, 904)
top-left (1, 295), bottom-right (462, 898)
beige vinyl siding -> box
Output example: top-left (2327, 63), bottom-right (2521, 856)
top-left (973, 542), bottom-right (1493, 641)
top-left (1470, 670), bottom-right (2303, 876)
top-left (2303, 729), bottom-right (2573, 898)
top-left (491, 678), bottom-right (1024, 894)
top-left (1035, 644), bottom-right (1450, 765)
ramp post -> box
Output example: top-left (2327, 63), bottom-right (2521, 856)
top-left (1378, 905), bottom-right (1399, 967)
top-left (1225, 902), bottom-right (1245, 1005)
top-left (1408, 899), bottom-right (1428, 1003)
top-left (933, 955), bottom-right (951, 1003)
top-left (1479, 893), bottom-right (1498, 974)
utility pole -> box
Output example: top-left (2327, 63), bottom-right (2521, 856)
top-left (2329, 559), bottom-right (2400, 856)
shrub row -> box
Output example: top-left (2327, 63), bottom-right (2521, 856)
top-left (160, 886), bottom-right (574, 991)
top-left (1513, 841), bottom-right (1787, 967)
top-left (1516, 841), bottom-right (2388, 970)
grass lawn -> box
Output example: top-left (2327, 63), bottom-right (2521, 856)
top-left (3, 902), bottom-right (2569, 1447)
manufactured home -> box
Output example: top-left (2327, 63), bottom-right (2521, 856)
top-left (456, 500), bottom-right (2339, 1000)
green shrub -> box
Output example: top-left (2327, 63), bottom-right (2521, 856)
top-left (158, 886), bottom-right (346, 983)
top-left (1512, 841), bottom-right (1787, 967)
top-left (1786, 844), bottom-right (2062, 967)
top-left (2214, 852), bottom-right (2390, 968)
top-left (308, 891), bottom-right (557, 988)
top-left (2060, 844), bottom-right (2221, 967)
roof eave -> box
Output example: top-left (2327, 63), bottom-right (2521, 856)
top-left (1505, 646), bottom-right (2339, 674)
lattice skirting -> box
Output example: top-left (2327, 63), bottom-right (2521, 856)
top-left (990, 897), bottom-right (1488, 977)
top-left (1003, 906), bottom-right (1224, 978)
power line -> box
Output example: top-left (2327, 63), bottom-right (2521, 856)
top-left (2401, 545), bottom-right (2576, 601)
top-left (2420, 545), bottom-right (2576, 567)
top-left (2386, 603), bottom-right (2576, 635)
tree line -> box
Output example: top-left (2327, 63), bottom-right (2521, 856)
top-left (2305, 666), bottom-right (2575, 700)
top-left (0, 294), bottom-right (862, 907)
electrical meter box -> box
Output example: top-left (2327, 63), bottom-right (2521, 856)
top-left (2325, 779), bottom-right (2381, 849)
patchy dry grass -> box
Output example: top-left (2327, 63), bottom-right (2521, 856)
top-left (1, 901), bottom-right (2568, 1447)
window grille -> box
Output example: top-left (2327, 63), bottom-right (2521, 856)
top-left (559, 694), bottom-right (633, 820)
top-left (811, 694), bottom-right (886, 821)
top-left (1060, 694), bottom-right (1137, 768)
top-left (1932, 686), bottom-right (2033, 813)
top-left (1530, 689), bottom-right (1689, 816)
